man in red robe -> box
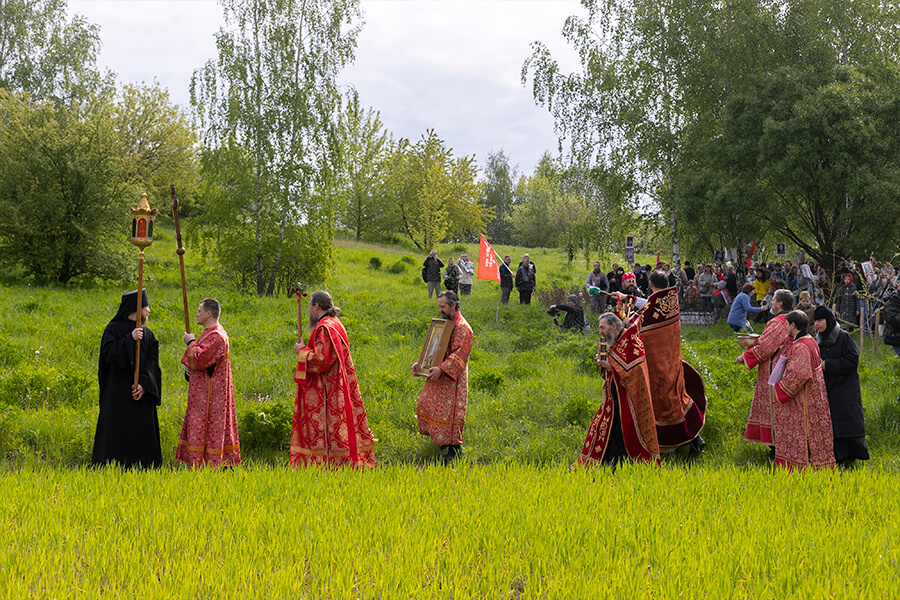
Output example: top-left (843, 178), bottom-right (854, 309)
top-left (176, 298), bottom-right (241, 467)
top-left (412, 291), bottom-right (473, 465)
top-left (612, 270), bottom-right (707, 453)
top-left (772, 311), bottom-right (836, 470)
top-left (577, 312), bottom-right (660, 466)
top-left (291, 291), bottom-right (376, 468)
top-left (736, 289), bottom-right (794, 450)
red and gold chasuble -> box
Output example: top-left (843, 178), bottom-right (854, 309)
top-left (634, 287), bottom-right (707, 451)
top-left (577, 324), bottom-right (660, 466)
top-left (291, 316), bottom-right (376, 468)
top-left (773, 336), bottom-right (835, 470)
top-left (416, 311), bottom-right (473, 446)
top-left (742, 314), bottom-right (792, 446)
top-left (175, 325), bottom-right (241, 467)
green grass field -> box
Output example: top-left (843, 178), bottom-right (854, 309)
top-left (2, 229), bottom-right (900, 596)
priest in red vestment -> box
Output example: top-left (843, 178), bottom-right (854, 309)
top-left (626, 270), bottom-right (707, 452)
top-left (577, 312), bottom-right (660, 466)
top-left (412, 291), bottom-right (474, 465)
top-left (736, 289), bottom-right (794, 448)
top-left (176, 298), bottom-right (241, 467)
top-left (291, 291), bottom-right (376, 468)
top-left (772, 311), bottom-right (836, 470)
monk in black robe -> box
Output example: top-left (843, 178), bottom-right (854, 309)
top-left (91, 290), bottom-right (163, 468)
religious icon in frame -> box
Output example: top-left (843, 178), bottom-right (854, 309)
top-left (416, 318), bottom-right (454, 376)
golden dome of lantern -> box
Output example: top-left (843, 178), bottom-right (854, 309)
top-left (131, 193), bottom-right (158, 249)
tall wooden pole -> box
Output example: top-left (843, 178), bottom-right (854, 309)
top-left (170, 184), bottom-right (190, 334)
top-left (133, 250), bottom-right (144, 388)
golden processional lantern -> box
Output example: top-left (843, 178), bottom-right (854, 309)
top-left (129, 193), bottom-right (157, 388)
top-left (131, 193), bottom-right (157, 248)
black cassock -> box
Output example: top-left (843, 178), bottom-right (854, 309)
top-left (91, 318), bottom-right (163, 468)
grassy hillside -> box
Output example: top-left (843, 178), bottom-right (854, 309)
top-left (1, 227), bottom-right (899, 468)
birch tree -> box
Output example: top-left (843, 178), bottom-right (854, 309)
top-left (191, 0), bottom-right (361, 295)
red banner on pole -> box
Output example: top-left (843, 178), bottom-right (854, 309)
top-left (477, 234), bottom-right (500, 281)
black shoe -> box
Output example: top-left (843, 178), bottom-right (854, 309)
top-left (442, 444), bottom-right (462, 466)
top-left (688, 436), bottom-right (706, 456)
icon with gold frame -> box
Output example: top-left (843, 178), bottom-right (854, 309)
top-left (416, 318), bottom-right (454, 376)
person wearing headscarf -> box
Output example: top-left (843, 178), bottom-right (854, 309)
top-left (813, 306), bottom-right (869, 467)
top-left (91, 290), bottom-right (163, 468)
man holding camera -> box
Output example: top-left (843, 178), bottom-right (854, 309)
top-left (548, 295), bottom-right (586, 333)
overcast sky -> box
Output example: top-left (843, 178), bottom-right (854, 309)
top-left (69, 0), bottom-right (584, 175)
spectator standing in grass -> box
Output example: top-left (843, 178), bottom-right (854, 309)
top-left (771, 310), bottom-right (836, 470)
top-left (578, 312), bottom-right (660, 466)
top-left (586, 261), bottom-right (609, 314)
top-left (499, 255), bottom-right (514, 304)
top-left (834, 272), bottom-right (859, 326)
top-left (291, 291), bottom-right (376, 468)
top-left (683, 261), bottom-right (696, 284)
top-left (92, 289), bottom-right (163, 469)
top-left (725, 264), bottom-right (738, 299)
top-left (736, 289), bottom-right (794, 452)
top-left (515, 254), bottom-right (536, 304)
top-left (813, 306), bottom-right (869, 467)
top-left (753, 269), bottom-right (770, 306)
top-left (457, 253), bottom-right (475, 295)
top-left (413, 291), bottom-right (474, 465)
top-left (423, 249), bottom-right (444, 299)
top-left (697, 263), bottom-right (717, 308)
top-left (443, 257), bottom-right (460, 295)
top-left (176, 298), bottom-right (241, 467)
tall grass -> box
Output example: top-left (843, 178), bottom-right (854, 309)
top-left (2, 464), bottom-right (900, 598)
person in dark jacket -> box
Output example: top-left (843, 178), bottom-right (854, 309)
top-left (499, 255), bottom-right (515, 304)
top-left (549, 294), bottom-right (586, 333)
top-left (423, 249), bottom-right (444, 299)
top-left (515, 254), bottom-right (536, 304)
top-left (813, 306), bottom-right (869, 467)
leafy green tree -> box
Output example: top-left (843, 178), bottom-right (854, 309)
top-left (480, 150), bottom-right (518, 244)
top-left (387, 130), bottom-right (485, 249)
top-left (191, 0), bottom-right (361, 296)
top-left (0, 0), bottom-right (112, 102)
top-left (336, 91), bottom-right (391, 241)
top-left (510, 173), bottom-right (558, 248)
top-left (0, 90), bottom-right (130, 282)
top-left (721, 65), bottom-right (900, 272)
top-left (115, 82), bottom-right (199, 210)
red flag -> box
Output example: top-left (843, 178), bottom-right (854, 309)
top-left (477, 235), bottom-right (500, 281)
top-left (746, 241), bottom-right (756, 269)
top-left (656, 252), bottom-right (660, 265)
